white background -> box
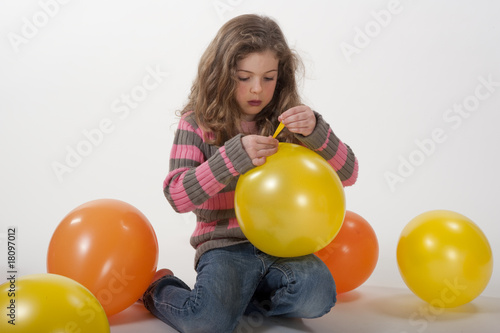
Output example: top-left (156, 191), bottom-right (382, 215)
top-left (1, 0), bottom-right (499, 299)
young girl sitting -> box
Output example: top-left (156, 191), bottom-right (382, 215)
top-left (143, 14), bottom-right (358, 333)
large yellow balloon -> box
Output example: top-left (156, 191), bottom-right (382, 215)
top-left (235, 143), bottom-right (345, 257)
top-left (397, 210), bottom-right (493, 308)
top-left (0, 274), bottom-right (109, 333)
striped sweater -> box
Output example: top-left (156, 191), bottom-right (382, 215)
top-left (164, 111), bottom-right (359, 267)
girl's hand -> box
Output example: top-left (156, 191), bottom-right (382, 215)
top-left (241, 135), bottom-right (279, 166)
top-left (278, 105), bottom-right (316, 137)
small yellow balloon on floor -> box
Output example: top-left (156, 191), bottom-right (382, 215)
top-left (0, 273), bottom-right (110, 333)
top-left (397, 210), bottom-right (493, 308)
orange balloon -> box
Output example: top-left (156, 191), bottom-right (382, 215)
top-left (47, 199), bottom-right (159, 317)
top-left (315, 211), bottom-right (378, 293)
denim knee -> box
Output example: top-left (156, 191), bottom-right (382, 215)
top-left (274, 255), bottom-right (336, 318)
top-left (302, 257), bottom-right (336, 317)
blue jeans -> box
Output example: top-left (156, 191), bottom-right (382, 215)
top-left (143, 243), bottom-right (336, 333)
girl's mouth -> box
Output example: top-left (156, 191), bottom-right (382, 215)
top-left (248, 100), bottom-right (262, 106)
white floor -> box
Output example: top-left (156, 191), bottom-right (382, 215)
top-left (109, 285), bottom-right (500, 333)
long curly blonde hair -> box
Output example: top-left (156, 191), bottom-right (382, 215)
top-left (181, 14), bottom-right (303, 145)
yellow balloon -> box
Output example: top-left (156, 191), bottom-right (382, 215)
top-left (235, 143), bottom-right (346, 257)
top-left (397, 210), bottom-right (493, 308)
top-left (0, 274), bottom-right (110, 333)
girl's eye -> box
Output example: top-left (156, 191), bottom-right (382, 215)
top-left (238, 77), bottom-right (250, 82)
top-left (264, 77), bottom-right (276, 81)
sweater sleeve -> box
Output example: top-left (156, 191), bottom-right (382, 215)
top-left (295, 112), bottom-right (359, 187)
top-left (163, 113), bottom-right (254, 213)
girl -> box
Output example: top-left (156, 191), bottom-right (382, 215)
top-left (143, 14), bottom-right (358, 332)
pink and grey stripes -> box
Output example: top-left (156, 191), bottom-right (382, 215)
top-left (296, 113), bottom-right (358, 187)
top-left (163, 111), bottom-right (358, 267)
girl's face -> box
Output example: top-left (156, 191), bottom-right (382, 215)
top-left (235, 50), bottom-right (279, 121)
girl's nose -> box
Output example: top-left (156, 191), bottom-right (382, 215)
top-left (250, 80), bottom-right (262, 94)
